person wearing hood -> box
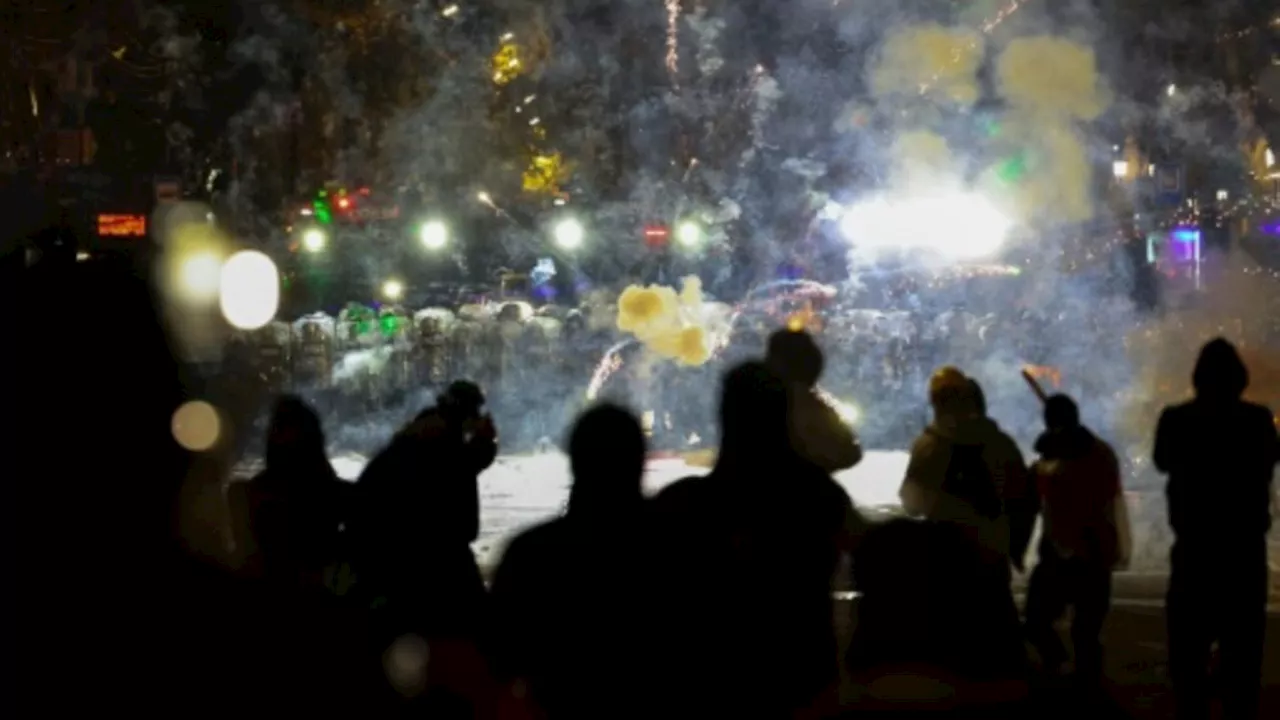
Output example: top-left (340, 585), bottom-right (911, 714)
top-left (1023, 394), bottom-right (1130, 685)
top-left (1154, 338), bottom-right (1277, 720)
top-left (900, 369), bottom-right (1028, 561)
top-left (899, 368), bottom-right (1028, 681)
top-left (764, 328), bottom-right (863, 473)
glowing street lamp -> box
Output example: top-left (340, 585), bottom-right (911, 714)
top-left (419, 220), bottom-right (448, 250)
top-left (219, 251), bottom-right (280, 330)
top-left (675, 220), bottom-right (702, 248)
top-left (302, 228), bottom-right (327, 253)
top-left (1112, 160), bottom-right (1130, 179)
top-left (553, 218), bottom-right (585, 250)
top-left (382, 279), bottom-right (405, 301)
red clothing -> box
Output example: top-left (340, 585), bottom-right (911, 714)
top-left (1031, 427), bottom-right (1126, 567)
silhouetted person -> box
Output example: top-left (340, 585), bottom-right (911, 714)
top-left (651, 361), bottom-right (860, 717)
top-left (901, 369), bottom-right (1026, 561)
top-left (898, 368), bottom-right (1027, 682)
top-left (967, 378), bottom-right (1037, 572)
top-left (1154, 339), bottom-right (1278, 720)
top-left (7, 237), bottom-right (366, 715)
top-left (1023, 394), bottom-right (1130, 686)
top-left (765, 328), bottom-right (863, 473)
top-left (352, 380), bottom-right (497, 716)
top-left (490, 403), bottom-right (653, 718)
top-left (234, 395), bottom-right (349, 590)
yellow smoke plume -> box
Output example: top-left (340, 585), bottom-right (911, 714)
top-left (995, 36), bottom-right (1109, 223)
top-left (892, 130), bottom-right (958, 191)
top-left (870, 24), bottom-right (984, 107)
top-left (616, 276), bottom-right (713, 366)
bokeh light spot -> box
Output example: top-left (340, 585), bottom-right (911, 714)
top-left (220, 251), bottom-right (280, 330)
top-left (171, 401), bottom-right (221, 452)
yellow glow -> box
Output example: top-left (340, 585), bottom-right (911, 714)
top-left (171, 400), bottom-right (221, 452)
top-left (219, 251), bottom-right (279, 330)
top-left (179, 252), bottom-right (224, 300)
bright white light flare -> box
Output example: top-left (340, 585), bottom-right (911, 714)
top-left (419, 220), bottom-right (448, 250)
top-left (302, 228), bottom-right (326, 253)
top-left (383, 279), bottom-right (405, 301)
top-left (219, 251), bottom-right (279, 330)
top-left (839, 193), bottom-right (1012, 260)
top-left (553, 218), bottom-right (585, 250)
top-left (676, 221), bottom-right (702, 248)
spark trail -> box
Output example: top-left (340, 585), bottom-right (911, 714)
top-left (918, 0), bottom-right (1026, 97)
top-left (666, 0), bottom-right (681, 87)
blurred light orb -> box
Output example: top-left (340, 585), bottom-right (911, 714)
top-left (171, 400), bottom-right (221, 452)
top-left (419, 220), bottom-right (448, 250)
top-left (676, 221), bottom-right (702, 248)
top-left (220, 251), bottom-right (279, 330)
top-left (302, 228), bottom-right (327, 253)
top-left (383, 279), bottom-right (405, 301)
top-left (179, 251), bottom-right (224, 299)
top-left (383, 634), bottom-right (430, 698)
top-left (553, 218), bottom-right (584, 250)
top-left (839, 193), bottom-right (1012, 260)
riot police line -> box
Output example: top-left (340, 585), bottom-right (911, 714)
top-left (220, 300), bottom-right (596, 452)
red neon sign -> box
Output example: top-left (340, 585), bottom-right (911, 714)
top-left (97, 214), bottom-right (147, 237)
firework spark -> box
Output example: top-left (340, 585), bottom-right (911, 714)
top-left (918, 0), bottom-right (1025, 97)
top-left (666, 0), bottom-right (681, 86)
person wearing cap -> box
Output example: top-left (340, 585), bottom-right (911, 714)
top-left (1023, 394), bottom-right (1129, 684)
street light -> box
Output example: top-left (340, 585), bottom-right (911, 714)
top-left (219, 250), bottom-right (279, 330)
top-left (302, 228), bottom-right (327, 253)
top-left (1112, 160), bottom-right (1129, 179)
top-left (419, 220), bottom-right (448, 250)
top-left (553, 218), bottom-right (585, 250)
top-left (382, 279), bottom-right (404, 301)
top-left (675, 220), bottom-right (702, 248)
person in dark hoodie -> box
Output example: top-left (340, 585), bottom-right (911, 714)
top-left (1023, 394), bottom-right (1131, 685)
top-left (351, 380), bottom-right (498, 717)
top-left (765, 328), bottom-right (863, 473)
top-left (236, 395), bottom-right (349, 591)
top-left (1154, 338), bottom-right (1277, 720)
top-left (651, 361), bottom-right (859, 717)
top-left (490, 403), bottom-right (654, 718)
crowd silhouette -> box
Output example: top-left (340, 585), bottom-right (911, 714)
top-left (5, 248), bottom-right (1277, 719)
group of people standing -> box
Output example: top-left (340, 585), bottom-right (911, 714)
top-left (229, 326), bottom-right (1275, 718)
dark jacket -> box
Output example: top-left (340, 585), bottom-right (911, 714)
top-left (1154, 340), bottom-right (1278, 545)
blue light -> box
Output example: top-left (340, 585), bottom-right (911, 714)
top-left (1171, 227), bottom-right (1200, 244)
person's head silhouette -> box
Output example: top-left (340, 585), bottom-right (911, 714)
top-left (1192, 337), bottom-right (1248, 401)
top-left (1043, 394), bottom-right (1080, 432)
top-left (765, 328), bottom-right (824, 388)
top-left (567, 403), bottom-right (646, 516)
top-left (718, 361), bottom-right (791, 466)
top-left (265, 395), bottom-right (327, 471)
top-left (928, 366), bottom-right (970, 419)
